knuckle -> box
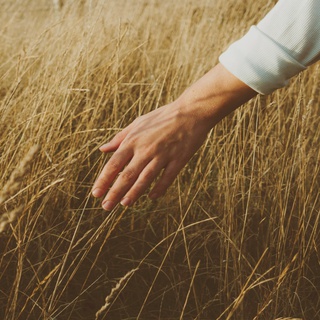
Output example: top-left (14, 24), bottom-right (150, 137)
top-left (121, 168), bottom-right (136, 182)
top-left (124, 133), bottom-right (138, 145)
top-left (143, 148), bottom-right (156, 160)
top-left (107, 158), bottom-right (122, 171)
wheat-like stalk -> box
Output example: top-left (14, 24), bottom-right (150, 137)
top-left (0, 145), bottom-right (39, 232)
top-left (0, 205), bottom-right (24, 233)
top-left (95, 268), bottom-right (138, 319)
top-left (0, 144), bottom-right (39, 205)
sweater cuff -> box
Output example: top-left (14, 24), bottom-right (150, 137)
top-left (219, 26), bottom-right (307, 95)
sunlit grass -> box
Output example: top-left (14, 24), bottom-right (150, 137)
top-left (0, 0), bottom-right (319, 319)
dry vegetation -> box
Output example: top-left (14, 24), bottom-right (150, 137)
top-left (0, 0), bottom-right (319, 319)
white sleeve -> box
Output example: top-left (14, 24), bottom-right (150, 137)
top-left (219, 0), bottom-right (320, 95)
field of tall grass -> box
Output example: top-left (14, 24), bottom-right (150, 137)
top-left (0, 0), bottom-right (319, 319)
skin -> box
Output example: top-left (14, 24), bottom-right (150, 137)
top-left (92, 63), bottom-right (257, 211)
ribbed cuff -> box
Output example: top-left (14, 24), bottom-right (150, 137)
top-left (219, 26), bottom-right (307, 95)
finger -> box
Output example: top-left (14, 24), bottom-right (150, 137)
top-left (149, 160), bottom-right (183, 200)
top-left (99, 126), bottom-right (131, 153)
top-left (92, 150), bottom-right (132, 198)
top-left (119, 159), bottom-right (166, 207)
top-left (101, 157), bottom-right (151, 211)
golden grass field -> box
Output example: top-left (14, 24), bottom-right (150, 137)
top-left (0, 0), bottom-right (319, 319)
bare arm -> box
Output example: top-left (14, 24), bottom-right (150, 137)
top-left (92, 63), bottom-right (257, 211)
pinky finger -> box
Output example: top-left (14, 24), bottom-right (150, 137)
top-left (148, 161), bottom-right (183, 200)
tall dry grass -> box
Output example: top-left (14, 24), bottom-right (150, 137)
top-left (0, 0), bottom-right (319, 319)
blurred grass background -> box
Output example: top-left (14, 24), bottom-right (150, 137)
top-left (0, 0), bottom-right (319, 319)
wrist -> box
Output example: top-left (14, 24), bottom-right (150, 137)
top-left (175, 63), bottom-right (257, 128)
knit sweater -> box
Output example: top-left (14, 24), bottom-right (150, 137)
top-left (219, 0), bottom-right (320, 94)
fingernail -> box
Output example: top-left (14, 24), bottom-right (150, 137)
top-left (120, 197), bottom-right (131, 207)
top-left (102, 200), bottom-right (115, 211)
top-left (99, 143), bottom-right (109, 150)
top-left (92, 188), bottom-right (103, 198)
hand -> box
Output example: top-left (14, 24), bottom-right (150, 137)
top-left (91, 100), bottom-right (212, 211)
top-left (91, 63), bottom-right (257, 211)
